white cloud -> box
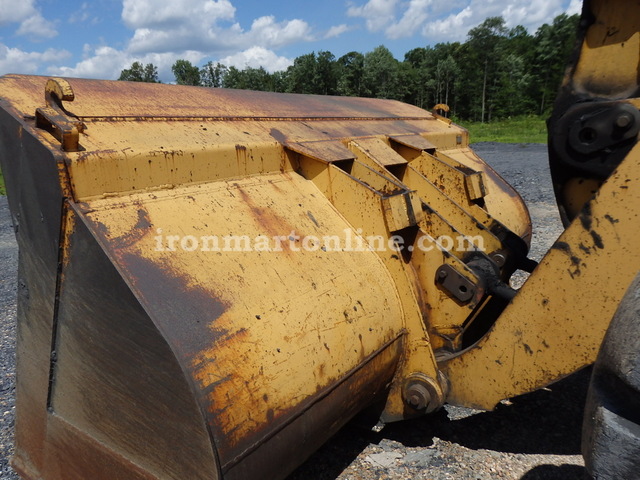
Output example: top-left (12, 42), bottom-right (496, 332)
top-left (48, 45), bottom-right (204, 81)
top-left (0, 0), bottom-right (37, 24)
top-left (3, 0), bottom-right (584, 82)
top-left (0, 0), bottom-right (57, 39)
top-left (347, 0), bottom-right (400, 32)
top-left (122, 0), bottom-right (238, 53)
top-left (219, 46), bottom-right (292, 72)
top-left (123, 0), bottom-right (312, 56)
top-left (122, 0), bottom-right (235, 29)
top-left (16, 14), bottom-right (57, 39)
top-left (43, 0), bottom-right (316, 82)
top-left (325, 24), bottom-right (351, 39)
top-left (421, 6), bottom-right (473, 38)
top-left (49, 42), bottom-right (291, 82)
top-left (247, 16), bottom-right (311, 48)
top-left (69, 3), bottom-right (98, 25)
top-left (0, 43), bottom-right (69, 74)
top-left (350, 0), bottom-right (578, 43)
top-left (385, 0), bottom-right (432, 39)
top-left (500, 0), bottom-right (565, 28)
top-left (49, 46), bottom-right (128, 79)
top-left (566, 0), bottom-right (582, 15)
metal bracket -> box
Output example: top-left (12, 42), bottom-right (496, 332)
top-left (464, 171), bottom-right (488, 200)
top-left (435, 264), bottom-right (477, 303)
top-left (35, 78), bottom-right (85, 152)
top-left (551, 101), bottom-right (640, 180)
top-left (382, 191), bottom-right (424, 231)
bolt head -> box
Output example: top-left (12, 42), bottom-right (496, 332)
top-left (615, 113), bottom-right (633, 129)
top-left (491, 253), bottom-right (506, 267)
top-left (405, 382), bottom-right (431, 410)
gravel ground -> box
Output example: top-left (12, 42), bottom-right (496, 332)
top-left (0, 143), bottom-right (586, 479)
top-left (0, 194), bottom-right (17, 479)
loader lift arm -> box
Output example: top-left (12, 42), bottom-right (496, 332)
top-left (441, 0), bottom-right (640, 410)
top-left (544, 0), bottom-right (640, 476)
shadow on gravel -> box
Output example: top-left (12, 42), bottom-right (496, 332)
top-left (386, 367), bottom-right (591, 455)
top-left (520, 464), bottom-right (588, 479)
top-left (288, 368), bottom-right (591, 479)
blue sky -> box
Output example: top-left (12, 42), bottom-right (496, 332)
top-left (0, 0), bottom-right (581, 83)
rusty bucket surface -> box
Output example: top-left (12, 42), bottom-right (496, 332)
top-left (0, 75), bottom-right (531, 480)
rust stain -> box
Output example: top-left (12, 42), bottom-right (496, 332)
top-left (379, 185), bottom-right (406, 198)
top-left (200, 375), bottom-right (233, 398)
top-left (114, 208), bottom-right (152, 249)
top-left (234, 184), bottom-right (297, 246)
top-left (149, 149), bottom-right (185, 160)
top-left (268, 178), bottom-right (284, 193)
top-left (75, 149), bottom-right (119, 163)
top-left (116, 252), bottom-right (231, 354)
top-left (235, 144), bottom-right (247, 163)
top-left (215, 336), bottom-right (402, 477)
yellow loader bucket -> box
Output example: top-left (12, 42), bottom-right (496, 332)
top-left (0, 75), bottom-right (532, 480)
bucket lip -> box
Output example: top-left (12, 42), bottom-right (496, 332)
top-left (0, 73), bottom-right (432, 122)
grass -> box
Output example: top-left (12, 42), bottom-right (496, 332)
top-left (457, 115), bottom-right (548, 144)
top-left (0, 167), bottom-right (4, 196)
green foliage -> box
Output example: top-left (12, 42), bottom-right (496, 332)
top-left (223, 66), bottom-right (274, 91)
top-left (362, 46), bottom-right (402, 99)
top-left (532, 13), bottom-right (580, 114)
top-left (172, 59), bottom-right (201, 86)
top-left (0, 167), bottom-right (5, 195)
top-left (118, 61), bottom-right (160, 83)
top-left (284, 51), bottom-right (339, 95)
top-left (336, 51), bottom-right (365, 96)
top-left (465, 17), bottom-right (509, 122)
top-left (200, 61), bottom-right (227, 87)
top-left (460, 115), bottom-right (548, 143)
top-left (493, 53), bottom-right (533, 117)
top-left (286, 53), bottom-right (321, 93)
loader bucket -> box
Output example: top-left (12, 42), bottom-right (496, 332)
top-left (0, 75), bottom-right (531, 480)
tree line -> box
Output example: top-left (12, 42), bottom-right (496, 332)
top-left (119, 14), bottom-right (579, 122)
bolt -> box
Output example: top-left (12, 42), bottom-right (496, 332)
top-left (405, 382), bottom-right (431, 410)
top-left (437, 269), bottom-right (448, 281)
top-left (615, 113), bottom-right (633, 129)
top-left (491, 252), bottom-right (506, 267)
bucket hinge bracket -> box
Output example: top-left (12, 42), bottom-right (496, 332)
top-left (35, 78), bottom-right (85, 152)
